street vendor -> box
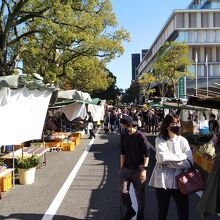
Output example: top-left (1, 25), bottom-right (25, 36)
top-left (197, 129), bottom-right (220, 218)
top-left (208, 114), bottom-right (219, 136)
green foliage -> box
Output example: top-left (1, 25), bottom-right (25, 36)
top-left (152, 42), bottom-right (192, 97)
top-left (91, 68), bottom-right (122, 104)
top-left (0, 0), bottom-right (130, 93)
top-left (17, 154), bottom-right (40, 169)
top-left (122, 81), bottom-right (141, 104)
top-left (138, 73), bottom-right (156, 97)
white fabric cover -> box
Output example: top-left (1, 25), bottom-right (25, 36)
top-left (61, 102), bottom-right (87, 121)
top-left (58, 89), bottom-right (92, 101)
top-left (88, 104), bottom-right (105, 121)
top-left (0, 87), bottom-right (52, 146)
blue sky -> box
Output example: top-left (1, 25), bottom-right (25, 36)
top-left (107, 0), bottom-right (191, 90)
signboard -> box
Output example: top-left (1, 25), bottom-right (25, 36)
top-left (179, 77), bottom-right (185, 98)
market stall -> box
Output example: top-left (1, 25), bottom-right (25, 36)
top-left (0, 75), bottom-right (53, 193)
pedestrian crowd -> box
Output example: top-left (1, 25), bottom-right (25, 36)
top-left (103, 106), bottom-right (165, 135)
top-left (116, 107), bottom-right (220, 220)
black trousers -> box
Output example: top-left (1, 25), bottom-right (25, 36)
top-left (119, 167), bottom-right (146, 218)
top-left (89, 129), bottom-right (95, 138)
top-left (155, 188), bottom-right (189, 220)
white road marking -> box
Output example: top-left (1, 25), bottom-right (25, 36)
top-left (130, 184), bottom-right (138, 219)
top-left (41, 130), bottom-right (99, 220)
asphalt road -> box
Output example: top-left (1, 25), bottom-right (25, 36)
top-left (0, 129), bottom-right (219, 220)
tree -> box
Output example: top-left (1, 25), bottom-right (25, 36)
top-left (0, 0), bottom-right (130, 89)
top-left (122, 80), bottom-right (141, 104)
top-left (91, 68), bottom-right (122, 104)
top-left (138, 73), bottom-right (156, 99)
top-left (152, 42), bottom-right (193, 98)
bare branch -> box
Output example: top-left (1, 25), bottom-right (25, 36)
top-left (8, 30), bottom-right (42, 45)
top-left (16, 7), bottom-right (50, 25)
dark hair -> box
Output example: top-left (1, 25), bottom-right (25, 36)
top-left (209, 113), bottom-right (216, 119)
top-left (159, 114), bottom-right (180, 140)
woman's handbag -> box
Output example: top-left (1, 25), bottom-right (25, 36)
top-left (175, 159), bottom-right (207, 195)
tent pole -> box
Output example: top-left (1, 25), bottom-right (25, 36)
top-left (12, 145), bottom-right (15, 187)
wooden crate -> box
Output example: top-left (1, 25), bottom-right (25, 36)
top-left (44, 141), bottom-right (62, 148)
top-left (1, 172), bottom-right (12, 192)
top-left (207, 159), bottom-right (213, 173)
top-left (62, 142), bottom-right (75, 151)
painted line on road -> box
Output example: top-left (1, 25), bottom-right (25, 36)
top-left (41, 129), bottom-right (100, 220)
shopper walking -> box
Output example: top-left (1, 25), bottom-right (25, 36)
top-left (87, 111), bottom-right (96, 139)
top-left (149, 114), bottom-right (193, 220)
top-left (119, 115), bottom-right (150, 220)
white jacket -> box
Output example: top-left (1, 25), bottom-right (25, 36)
top-left (149, 135), bottom-right (193, 189)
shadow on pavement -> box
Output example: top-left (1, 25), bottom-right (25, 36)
top-left (0, 213), bottom-right (81, 220)
top-left (81, 132), bottom-right (121, 220)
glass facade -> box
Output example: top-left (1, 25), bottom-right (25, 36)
top-left (176, 30), bottom-right (220, 43)
top-left (188, 0), bottom-right (220, 9)
top-left (193, 64), bottom-right (220, 77)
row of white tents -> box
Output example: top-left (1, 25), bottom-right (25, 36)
top-left (0, 76), bottom-right (105, 147)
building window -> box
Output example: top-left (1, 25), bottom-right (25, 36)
top-left (201, 30), bottom-right (207, 42)
top-left (198, 64), bottom-right (205, 77)
top-left (189, 13), bottom-right (197, 28)
top-left (217, 65), bottom-right (220, 76)
top-left (192, 47), bottom-right (200, 62)
top-left (209, 64), bottom-right (214, 77)
top-left (210, 30), bottom-right (216, 42)
top-left (176, 13), bottom-right (184, 28)
top-left (216, 47), bottom-right (220, 62)
top-left (213, 12), bottom-right (220, 27)
top-left (204, 47), bottom-right (211, 63)
top-left (201, 12), bottom-right (209, 27)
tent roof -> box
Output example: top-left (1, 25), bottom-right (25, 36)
top-left (0, 75), bottom-right (55, 91)
top-left (162, 102), bottom-right (209, 111)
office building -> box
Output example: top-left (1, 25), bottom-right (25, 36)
top-left (136, 0), bottom-right (220, 97)
top-left (131, 53), bottom-right (140, 81)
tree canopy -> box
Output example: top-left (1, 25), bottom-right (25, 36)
top-left (0, 0), bottom-right (129, 92)
top-left (152, 42), bottom-right (193, 97)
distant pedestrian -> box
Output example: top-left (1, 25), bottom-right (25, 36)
top-left (119, 115), bottom-right (150, 220)
top-left (87, 112), bottom-right (96, 139)
top-left (149, 114), bottom-right (193, 220)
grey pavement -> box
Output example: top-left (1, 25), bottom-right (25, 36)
top-left (0, 129), bottom-right (219, 220)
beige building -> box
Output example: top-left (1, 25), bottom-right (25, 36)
top-left (136, 0), bottom-right (220, 96)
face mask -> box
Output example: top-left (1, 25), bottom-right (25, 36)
top-left (169, 126), bottom-right (180, 134)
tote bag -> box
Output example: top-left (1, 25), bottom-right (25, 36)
top-left (176, 159), bottom-right (206, 195)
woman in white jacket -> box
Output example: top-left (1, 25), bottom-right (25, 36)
top-left (149, 114), bottom-right (193, 220)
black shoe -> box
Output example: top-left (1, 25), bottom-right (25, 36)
top-left (122, 208), bottom-right (136, 220)
top-left (137, 214), bottom-right (144, 220)
top-left (88, 137), bottom-right (92, 139)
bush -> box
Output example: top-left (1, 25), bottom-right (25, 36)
top-left (17, 154), bottom-right (40, 169)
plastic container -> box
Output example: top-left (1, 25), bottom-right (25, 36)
top-left (62, 142), bottom-right (75, 151)
top-left (1, 172), bottom-right (12, 192)
top-left (199, 127), bottom-right (209, 135)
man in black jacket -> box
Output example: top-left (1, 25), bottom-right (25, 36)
top-left (119, 115), bottom-right (150, 220)
top-left (209, 114), bottom-right (219, 136)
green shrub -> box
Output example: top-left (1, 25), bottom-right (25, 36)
top-left (17, 154), bottom-right (40, 169)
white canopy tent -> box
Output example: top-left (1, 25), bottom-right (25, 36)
top-left (0, 87), bottom-right (52, 146)
top-left (0, 86), bottom-right (52, 187)
top-left (56, 89), bottom-right (105, 122)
